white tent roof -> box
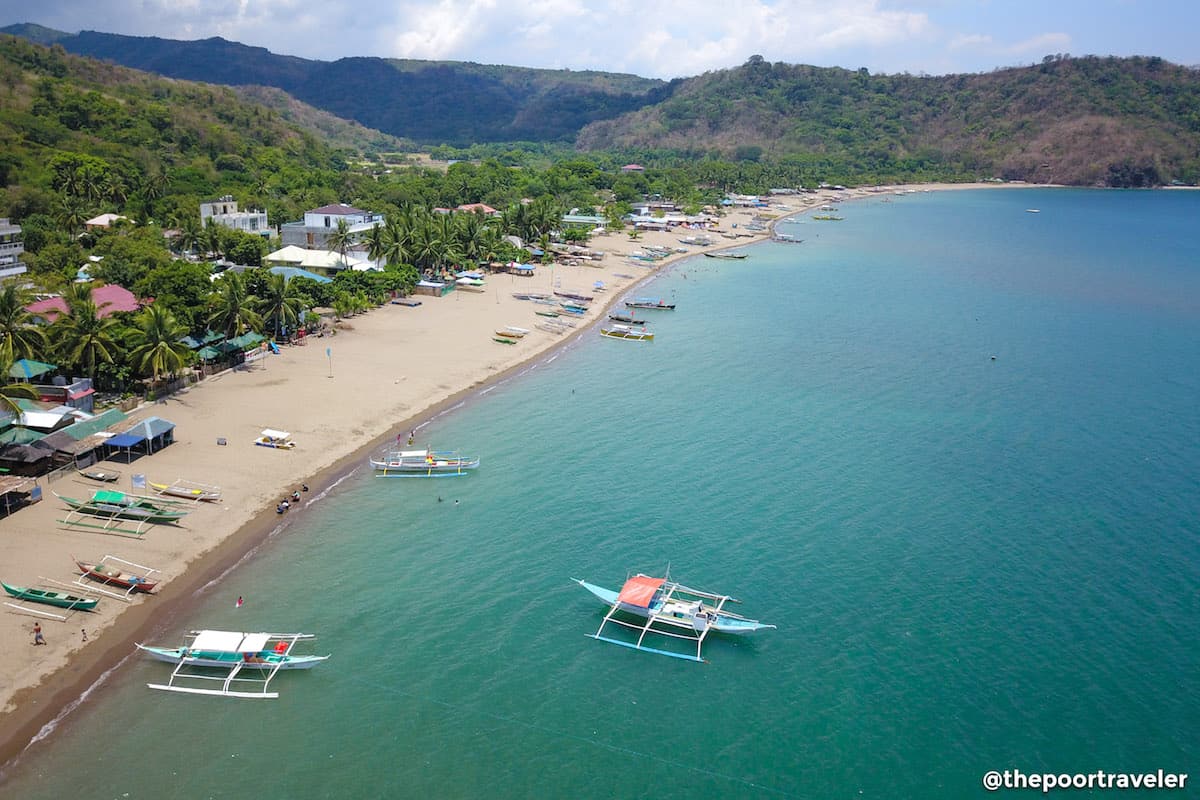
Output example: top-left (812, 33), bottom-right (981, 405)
top-left (192, 630), bottom-right (247, 651)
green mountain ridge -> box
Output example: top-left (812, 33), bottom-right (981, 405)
top-left (3, 25), bottom-right (1200, 185)
top-left (0, 26), bottom-right (672, 146)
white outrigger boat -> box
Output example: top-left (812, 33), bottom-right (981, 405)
top-left (574, 574), bottom-right (775, 662)
top-left (137, 630), bottom-right (329, 699)
top-left (369, 447), bottom-right (480, 477)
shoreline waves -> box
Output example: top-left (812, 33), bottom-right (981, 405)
top-left (0, 181), bottom-right (1019, 777)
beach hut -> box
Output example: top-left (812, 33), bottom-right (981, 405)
top-left (104, 416), bottom-right (176, 461)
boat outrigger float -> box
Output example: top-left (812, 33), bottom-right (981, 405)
top-left (573, 574), bottom-right (775, 662)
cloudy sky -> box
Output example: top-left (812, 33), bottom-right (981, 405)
top-left (2, 0), bottom-right (1196, 79)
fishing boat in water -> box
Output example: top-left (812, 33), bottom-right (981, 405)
top-left (573, 573), bottom-right (775, 662)
top-left (369, 447), bottom-right (480, 477)
top-left (624, 297), bottom-right (675, 310)
top-left (2, 581), bottom-right (99, 611)
top-left (137, 630), bottom-right (329, 699)
top-left (703, 251), bottom-right (748, 259)
top-left (600, 325), bottom-right (654, 342)
top-left (607, 312), bottom-right (647, 324)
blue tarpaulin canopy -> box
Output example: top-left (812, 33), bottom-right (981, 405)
top-left (8, 359), bottom-right (56, 380)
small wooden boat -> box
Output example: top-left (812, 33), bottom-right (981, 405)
top-left (553, 291), bottom-right (594, 302)
top-left (3, 581), bottom-right (99, 611)
top-left (149, 480), bottom-right (222, 502)
top-left (79, 466), bottom-right (122, 483)
top-left (703, 251), bottom-right (748, 259)
top-left (535, 310), bottom-right (560, 318)
top-left (493, 336), bottom-right (518, 344)
top-left (74, 556), bottom-right (159, 593)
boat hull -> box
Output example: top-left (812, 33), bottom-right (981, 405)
top-left (75, 561), bottom-right (158, 593)
top-left (136, 645), bottom-right (327, 670)
top-left (149, 482), bottom-right (221, 502)
top-left (370, 449), bottom-right (480, 477)
top-left (60, 497), bottom-right (187, 523)
top-left (2, 581), bottom-right (99, 611)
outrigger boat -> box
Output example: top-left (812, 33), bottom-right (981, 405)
top-left (2, 581), bottom-right (99, 611)
top-left (137, 630), bottom-right (329, 699)
top-left (624, 297), bottom-right (676, 310)
top-left (600, 324), bottom-right (654, 342)
top-left (369, 447), bottom-right (480, 477)
top-left (149, 478), bottom-right (222, 503)
top-left (255, 429), bottom-right (296, 449)
top-left (74, 555), bottom-right (159, 595)
top-left (703, 251), bottom-right (749, 259)
top-left (57, 490), bottom-right (189, 525)
top-left (573, 574), bottom-right (775, 662)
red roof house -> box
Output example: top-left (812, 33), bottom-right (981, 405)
top-left (26, 284), bottom-right (143, 323)
top-left (456, 203), bottom-right (500, 216)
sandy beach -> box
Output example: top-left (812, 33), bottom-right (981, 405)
top-left (0, 182), bottom-right (1011, 770)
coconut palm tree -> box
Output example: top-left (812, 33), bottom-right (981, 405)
top-left (203, 218), bottom-right (225, 260)
top-left (326, 218), bottom-right (355, 266)
top-left (365, 222), bottom-right (387, 265)
top-left (176, 214), bottom-right (203, 256)
top-left (207, 270), bottom-right (262, 339)
top-left (52, 298), bottom-right (121, 379)
top-left (127, 304), bottom-right (191, 387)
top-left (257, 272), bottom-right (305, 341)
top-left (0, 284), bottom-right (47, 364)
top-left (0, 355), bottom-right (39, 420)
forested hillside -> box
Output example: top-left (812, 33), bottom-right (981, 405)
top-left (578, 55), bottom-right (1200, 186)
top-left (0, 25), bottom-right (672, 146)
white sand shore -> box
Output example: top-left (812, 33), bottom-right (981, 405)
top-left (0, 181), bottom-right (1015, 767)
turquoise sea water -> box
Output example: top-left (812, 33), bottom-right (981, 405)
top-left (3, 189), bottom-right (1198, 799)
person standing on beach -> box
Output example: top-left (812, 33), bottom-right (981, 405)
top-left (33, 623), bottom-right (45, 645)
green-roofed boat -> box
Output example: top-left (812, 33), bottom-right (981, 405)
top-left (56, 490), bottom-right (189, 524)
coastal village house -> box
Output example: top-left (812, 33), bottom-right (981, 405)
top-left (25, 284), bottom-right (141, 324)
top-left (0, 218), bottom-right (28, 280)
top-left (200, 195), bottom-right (271, 237)
top-left (263, 244), bottom-right (380, 278)
top-left (83, 213), bottom-right (130, 232)
top-left (280, 203), bottom-right (384, 250)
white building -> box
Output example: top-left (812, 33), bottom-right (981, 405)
top-left (200, 195), bottom-right (270, 237)
top-left (280, 203), bottom-right (384, 249)
top-left (0, 218), bottom-right (28, 280)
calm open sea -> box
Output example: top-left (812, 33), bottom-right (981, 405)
top-left (3, 189), bottom-right (1198, 799)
